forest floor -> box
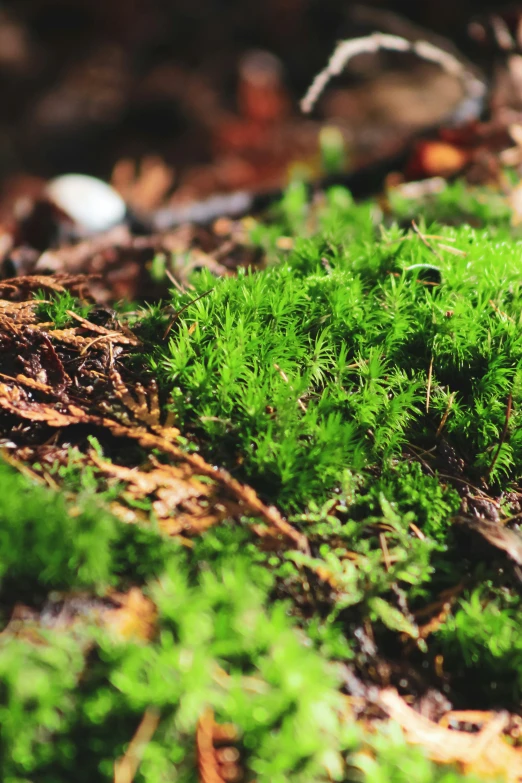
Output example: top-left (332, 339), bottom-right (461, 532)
top-left (3, 177), bottom-right (522, 782)
top-left (3, 2), bottom-right (522, 781)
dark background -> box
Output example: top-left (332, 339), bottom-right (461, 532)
top-left (0, 1), bottom-right (514, 192)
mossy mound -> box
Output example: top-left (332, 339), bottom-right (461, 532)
top-left (1, 181), bottom-right (521, 781)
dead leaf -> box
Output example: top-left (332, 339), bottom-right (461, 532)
top-left (378, 688), bottom-right (522, 782)
top-left (0, 299), bottom-right (38, 323)
top-left (109, 369), bottom-right (178, 439)
top-left (103, 588), bottom-right (157, 642)
top-left (89, 451), bottom-right (231, 536)
top-left (0, 274), bottom-right (94, 301)
top-left (455, 515), bottom-right (522, 566)
top-left (3, 588), bottom-right (156, 644)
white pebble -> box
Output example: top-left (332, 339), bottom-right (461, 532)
top-left (46, 173), bottom-right (126, 233)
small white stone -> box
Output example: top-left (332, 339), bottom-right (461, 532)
top-left (46, 173), bottom-right (126, 233)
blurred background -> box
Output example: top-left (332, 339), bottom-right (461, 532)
top-left (0, 0), bottom-right (517, 206)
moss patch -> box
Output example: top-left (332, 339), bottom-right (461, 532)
top-left (2, 181), bottom-right (522, 781)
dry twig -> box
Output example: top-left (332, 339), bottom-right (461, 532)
top-left (301, 33), bottom-right (485, 114)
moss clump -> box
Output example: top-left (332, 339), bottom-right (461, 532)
top-left (34, 288), bottom-right (92, 329)
top-left (433, 584), bottom-right (522, 708)
top-left (151, 190), bottom-right (522, 506)
top-left (0, 462), bottom-right (344, 782)
top-left (0, 462), bottom-right (117, 595)
top-left (3, 180), bottom-right (522, 781)
top-left (0, 460), bottom-right (486, 782)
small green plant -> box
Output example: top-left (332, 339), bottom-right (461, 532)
top-left (434, 584), bottom-right (522, 708)
top-left (0, 460), bottom-right (487, 782)
top-left (0, 461), bottom-right (174, 597)
top-left (35, 289), bottom-right (92, 328)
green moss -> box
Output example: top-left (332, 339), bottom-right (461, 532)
top-left (434, 584), bottom-right (522, 708)
top-left (151, 192), bottom-right (522, 508)
top-left (0, 461), bottom-right (174, 598)
top-left (34, 289), bottom-right (92, 329)
top-left (0, 465), bottom-right (344, 782)
top-left (0, 634), bottom-right (85, 780)
top-left (6, 179), bottom-right (522, 781)
top-left (0, 463), bottom-right (117, 595)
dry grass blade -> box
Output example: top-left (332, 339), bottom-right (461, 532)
top-left (411, 220), bottom-right (444, 264)
top-left (411, 583), bottom-right (465, 642)
top-left (486, 391), bottom-right (513, 482)
top-left (197, 709), bottom-right (226, 783)
top-left (65, 310), bottom-right (139, 345)
top-left (114, 709), bottom-right (161, 783)
top-left (162, 287), bottom-right (214, 340)
top-left (426, 355), bottom-right (433, 413)
top-left (436, 392), bottom-right (455, 438)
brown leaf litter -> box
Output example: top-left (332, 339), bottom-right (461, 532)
top-left (0, 186), bottom-right (265, 303)
top-left (376, 688), bottom-right (522, 783)
top-left (0, 274), bottom-right (306, 550)
top-left (2, 588), bottom-right (157, 645)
